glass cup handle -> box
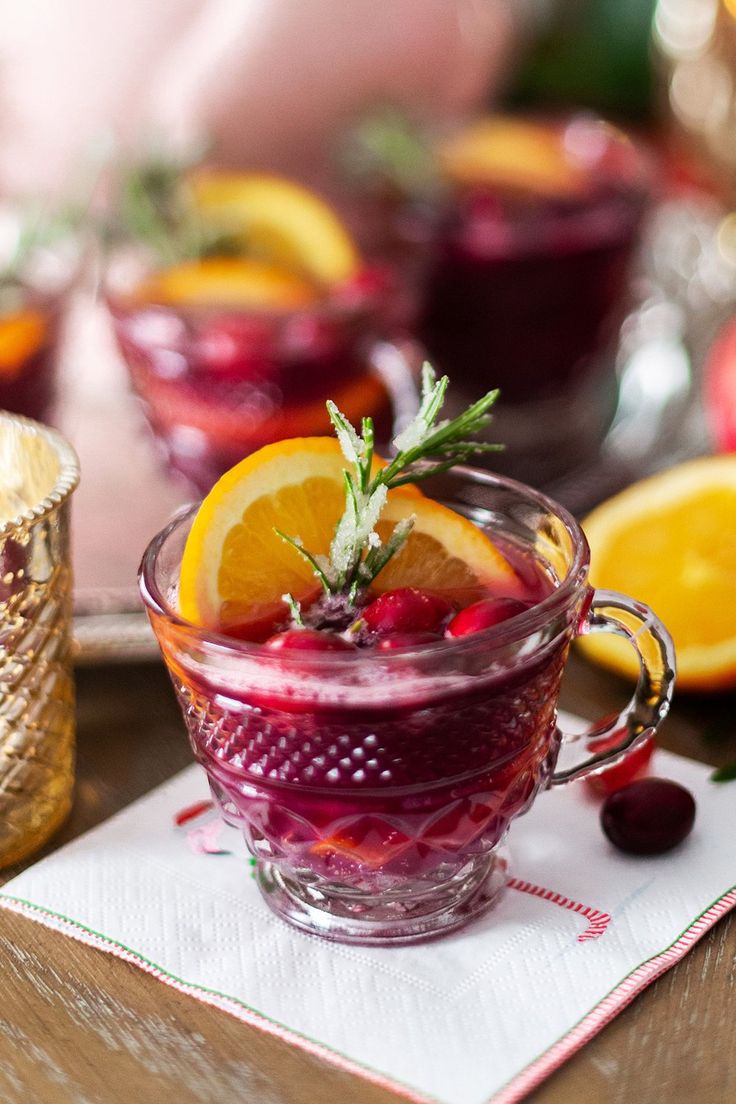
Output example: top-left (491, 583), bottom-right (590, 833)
top-left (551, 588), bottom-right (676, 786)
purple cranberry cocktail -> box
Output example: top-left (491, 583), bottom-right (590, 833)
top-left (108, 264), bottom-right (402, 495)
top-left (414, 116), bottom-right (650, 481)
top-left (105, 169), bottom-right (414, 495)
top-left (141, 460), bottom-right (674, 944)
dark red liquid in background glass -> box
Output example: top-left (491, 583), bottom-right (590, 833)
top-left (172, 541), bottom-right (567, 892)
top-left (418, 184), bottom-right (641, 403)
top-left (0, 299), bottom-right (59, 424)
top-left (417, 176), bottom-right (648, 406)
top-left (109, 292), bottom-right (393, 495)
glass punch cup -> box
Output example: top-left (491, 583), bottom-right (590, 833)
top-left (140, 379), bottom-right (674, 945)
top-left (0, 204), bottom-right (78, 425)
top-left (388, 114), bottom-right (651, 484)
top-left (105, 169), bottom-right (416, 494)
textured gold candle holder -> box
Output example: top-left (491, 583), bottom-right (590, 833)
top-left (0, 412), bottom-right (79, 868)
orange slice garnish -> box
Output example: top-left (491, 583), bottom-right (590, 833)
top-left (188, 172), bottom-right (361, 286)
top-left (439, 116), bottom-right (587, 198)
top-left (178, 437), bottom-right (518, 633)
top-left (579, 456), bottom-right (736, 690)
top-left (0, 309), bottom-right (47, 379)
top-left (138, 257), bottom-right (318, 311)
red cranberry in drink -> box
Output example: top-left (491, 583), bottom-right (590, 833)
top-left (445, 597), bottom-right (533, 638)
top-left (195, 315), bottom-right (275, 379)
top-left (586, 736), bottom-right (655, 797)
top-left (265, 628), bottom-right (358, 653)
top-left (376, 631), bottom-right (442, 651)
top-left (601, 778), bottom-right (696, 855)
top-left (281, 315), bottom-right (341, 363)
top-left (334, 265), bottom-right (393, 311)
top-left (362, 587), bottom-right (452, 636)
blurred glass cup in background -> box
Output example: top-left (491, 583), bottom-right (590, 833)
top-left (0, 205), bottom-right (81, 426)
top-left (345, 112), bottom-right (652, 487)
top-left (102, 167), bottom-right (419, 494)
top-left (414, 115), bottom-right (652, 486)
top-left (0, 412), bottom-right (79, 868)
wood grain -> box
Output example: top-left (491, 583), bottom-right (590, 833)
top-left (0, 655), bottom-right (734, 1103)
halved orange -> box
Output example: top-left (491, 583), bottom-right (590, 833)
top-left (439, 116), bottom-right (587, 198)
top-left (0, 309), bottom-right (47, 378)
top-left (188, 172), bottom-right (361, 286)
top-left (179, 437), bottom-right (519, 633)
top-left (579, 456), bottom-right (736, 690)
top-left (137, 257), bottom-right (318, 311)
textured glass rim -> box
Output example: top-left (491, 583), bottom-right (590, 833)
top-left (140, 465), bottom-right (591, 666)
top-left (0, 411), bottom-right (80, 537)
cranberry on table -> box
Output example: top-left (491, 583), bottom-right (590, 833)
top-left (265, 628), bottom-right (357, 653)
top-left (362, 587), bottom-right (452, 636)
top-left (445, 596), bottom-right (533, 638)
top-left (601, 778), bottom-right (696, 855)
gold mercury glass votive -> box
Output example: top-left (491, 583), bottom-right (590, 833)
top-left (0, 411), bottom-right (79, 868)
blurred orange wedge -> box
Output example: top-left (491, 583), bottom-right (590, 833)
top-left (179, 437), bottom-right (519, 634)
top-left (139, 257), bottom-right (318, 310)
top-left (189, 172), bottom-right (361, 286)
top-left (579, 456), bottom-right (736, 690)
top-left (439, 117), bottom-right (587, 198)
top-left (0, 309), bottom-right (47, 378)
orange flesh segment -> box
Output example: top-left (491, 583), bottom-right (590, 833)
top-left (439, 117), bottom-right (587, 198)
top-left (188, 171), bottom-right (361, 286)
top-left (137, 257), bottom-right (318, 310)
top-left (0, 309), bottom-right (47, 378)
top-left (178, 437), bottom-right (518, 634)
top-left (579, 456), bottom-right (736, 690)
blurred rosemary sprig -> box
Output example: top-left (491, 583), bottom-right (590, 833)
top-left (108, 156), bottom-right (239, 266)
top-left (339, 107), bottom-right (442, 202)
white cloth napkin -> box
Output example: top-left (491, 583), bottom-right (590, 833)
top-left (2, 720), bottom-right (734, 1104)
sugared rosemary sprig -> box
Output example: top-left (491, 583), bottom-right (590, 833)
top-left (278, 364), bottom-right (501, 606)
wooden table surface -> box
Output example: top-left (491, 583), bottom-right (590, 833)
top-left (0, 653), bottom-right (734, 1104)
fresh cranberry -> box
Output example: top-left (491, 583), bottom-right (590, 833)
top-left (376, 631), bottom-right (442, 651)
top-left (586, 736), bottom-right (655, 797)
top-left (194, 315), bottom-right (275, 379)
top-left (281, 315), bottom-right (342, 363)
top-left (265, 628), bottom-right (357, 653)
top-left (362, 588), bottom-right (452, 636)
top-left (601, 778), bottom-right (696, 855)
top-left (445, 597), bottom-right (533, 638)
top-left (334, 265), bottom-right (393, 311)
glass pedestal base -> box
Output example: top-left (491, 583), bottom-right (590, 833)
top-left (256, 848), bottom-right (509, 946)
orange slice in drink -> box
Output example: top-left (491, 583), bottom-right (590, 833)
top-left (138, 257), bottom-right (318, 311)
top-left (179, 437), bottom-right (519, 633)
top-left (0, 309), bottom-right (47, 379)
top-left (439, 116), bottom-right (587, 198)
top-left (579, 456), bottom-right (736, 690)
top-left (188, 172), bottom-right (361, 286)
